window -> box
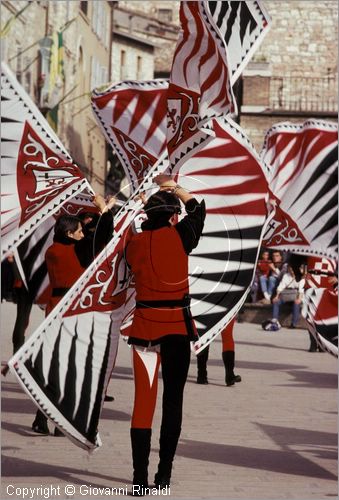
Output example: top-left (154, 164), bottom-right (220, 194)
top-left (157, 8), bottom-right (173, 23)
top-left (120, 50), bottom-right (126, 80)
top-left (80, 1), bottom-right (87, 16)
top-left (137, 56), bottom-right (142, 80)
top-left (16, 44), bottom-right (23, 83)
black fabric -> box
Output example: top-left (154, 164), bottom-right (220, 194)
top-left (75, 211), bottom-right (114, 268)
top-left (222, 350), bottom-right (235, 379)
top-left (141, 218), bottom-right (171, 231)
top-left (12, 286), bottom-right (33, 354)
top-left (130, 428), bottom-right (152, 487)
top-left (135, 299), bottom-right (188, 308)
top-left (158, 335), bottom-right (191, 474)
top-left (51, 287), bottom-right (70, 297)
top-left (197, 346), bottom-right (210, 378)
top-left (54, 234), bottom-right (75, 245)
top-left (175, 198), bottom-right (206, 254)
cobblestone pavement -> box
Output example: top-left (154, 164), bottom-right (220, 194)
top-left (1, 301), bottom-right (337, 500)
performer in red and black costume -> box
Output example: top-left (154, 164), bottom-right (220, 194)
top-left (124, 174), bottom-right (205, 494)
top-left (196, 317), bottom-right (242, 386)
top-left (32, 194), bottom-right (116, 435)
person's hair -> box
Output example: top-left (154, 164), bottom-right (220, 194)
top-left (78, 211), bottom-right (95, 222)
top-left (54, 215), bottom-right (81, 241)
top-left (144, 191), bottom-right (181, 221)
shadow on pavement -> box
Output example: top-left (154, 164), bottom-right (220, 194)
top-left (257, 423), bottom-right (337, 449)
top-left (194, 359), bottom-right (308, 371)
top-left (1, 403), bottom-right (130, 432)
top-left (236, 340), bottom-right (307, 352)
top-left (111, 366), bottom-right (133, 381)
top-left (1, 397), bottom-right (36, 415)
top-left (1, 454), bottom-right (130, 487)
top-left (275, 370), bottom-right (337, 389)
top-left (1, 382), bottom-right (26, 394)
top-left (177, 429), bottom-right (337, 481)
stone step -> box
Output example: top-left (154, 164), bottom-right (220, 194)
top-left (238, 302), bottom-right (308, 329)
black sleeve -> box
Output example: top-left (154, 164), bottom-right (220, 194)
top-left (175, 198), bottom-right (206, 255)
top-left (75, 211), bottom-right (114, 268)
top-left (93, 211), bottom-right (114, 256)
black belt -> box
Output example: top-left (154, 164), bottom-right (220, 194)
top-left (52, 287), bottom-right (70, 297)
top-left (135, 295), bottom-right (197, 341)
top-left (128, 337), bottom-right (162, 347)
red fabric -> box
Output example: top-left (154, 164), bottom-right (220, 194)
top-left (131, 348), bottom-right (161, 428)
top-left (221, 317), bottom-right (236, 352)
top-left (45, 242), bottom-right (85, 315)
top-left (126, 226), bottom-right (190, 341)
top-left (257, 259), bottom-right (272, 276)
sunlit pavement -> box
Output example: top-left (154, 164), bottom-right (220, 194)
top-left (1, 301), bottom-right (337, 500)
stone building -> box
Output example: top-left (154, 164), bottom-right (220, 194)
top-left (2, 1), bottom-right (337, 190)
top-left (114, 0), bottom-right (337, 150)
top-left (114, 1), bottom-right (179, 78)
top-left (240, 0), bottom-right (338, 150)
top-left (2, 0), bottom-right (113, 194)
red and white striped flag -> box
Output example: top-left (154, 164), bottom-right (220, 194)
top-left (262, 119), bottom-right (338, 259)
top-left (1, 63), bottom-right (91, 259)
top-left (167, 1), bottom-right (271, 167)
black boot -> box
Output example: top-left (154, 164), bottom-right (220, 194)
top-left (32, 409), bottom-right (49, 435)
top-left (196, 346), bottom-right (209, 384)
top-left (130, 428), bottom-right (151, 496)
top-left (222, 351), bottom-right (242, 386)
top-left (154, 429), bottom-right (181, 488)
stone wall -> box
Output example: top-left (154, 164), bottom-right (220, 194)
top-left (240, 0), bottom-right (338, 150)
top-left (111, 35), bottom-right (154, 82)
top-left (254, 1), bottom-right (338, 77)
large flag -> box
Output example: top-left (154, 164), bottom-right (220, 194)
top-left (302, 287), bottom-right (338, 358)
top-left (91, 80), bottom-right (169, 191)
top-left (7, 114), bottom-right (272, 446)
top-left (7, 168), bottom-right (161, 450)
top-left (261, 120), bottom-right (338, 259)
top-left (1, 62), bottom-right (90, 259)
top-left (167, 1), bottom-right (271, 167)
top-left (8, 1), bottom-right (272, 449)
top-left (91, 1), bottom-right (271, 185)
top-left (207, 1), bottom-right (271, 85)
top-left (15, 189), bottom-right (98, 304)
top-left (174, 116), bottom-right (270, 352)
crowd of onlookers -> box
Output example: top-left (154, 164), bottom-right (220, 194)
top-left (249, 248), bottom-right (309, 332)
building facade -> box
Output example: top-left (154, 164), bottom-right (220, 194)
top-left (240, 0), bottom-right (338, 150)
top-left (2, 1), bottom-right (337, 190)
top-left (2, 0), bottom-right (112, 194)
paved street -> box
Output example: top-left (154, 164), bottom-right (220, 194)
top-left (1, 301), bottom-right (337, 500)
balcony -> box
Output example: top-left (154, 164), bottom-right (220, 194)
top-left (269, 75), bottom-right (337, 115)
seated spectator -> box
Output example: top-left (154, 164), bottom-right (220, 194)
top-left (257, 250), bottom-right (273, 303)
top-left (271, 264), bottom-right (306, 329)
top-left (267, 251), bottom-right (288, 297)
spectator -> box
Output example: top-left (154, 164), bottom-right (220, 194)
top-left (268, 251), bottom-right (288, 296)
top-left (271, 264), bottom-right (306, 329)
top-left (257, 250), bottom-right (273, 303)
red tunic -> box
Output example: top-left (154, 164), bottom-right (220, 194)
top-left (45, 242), bottom-right (85, 315)
top-left (126, 226), bottom-right (190, 341)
